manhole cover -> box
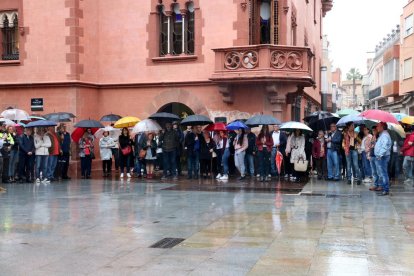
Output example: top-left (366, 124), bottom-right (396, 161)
top-left (149, 238), bottom-right (185, 249)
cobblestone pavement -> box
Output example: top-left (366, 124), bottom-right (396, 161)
top-left (1, 176), bottom-right (413, 275)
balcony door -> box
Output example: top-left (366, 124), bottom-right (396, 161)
top-left (249, 0), bottom-right (279, 45)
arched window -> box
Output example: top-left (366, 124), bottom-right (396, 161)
top-left (157, 1), bottom-right (195, 57)
top-left (186, 1), bottom-right (195, 54)
top-left (158, 5), bottom-right (169, 56)
top-left (1, 13), bottom-right (19, 60)
top-left (172, 3), bottom-right (183, 55)
top-left (250, 0), bottom-right (279, 45)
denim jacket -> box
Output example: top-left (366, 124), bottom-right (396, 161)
top-left (374, 130), bottom-right (392, 158)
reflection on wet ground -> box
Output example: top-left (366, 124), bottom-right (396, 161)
top-left (1, 176), bottom-right (414, 275)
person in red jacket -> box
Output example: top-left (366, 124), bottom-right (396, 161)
top-left (312, 130), bottom-right (327, 180)
top-left (256, 125), bottom-right (274, 182)
top-left (401, 127), bottom-right (414, 184)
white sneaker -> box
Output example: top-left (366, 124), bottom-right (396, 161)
top-left (284, 174), bottom-right (289, 178)
top-left (120, 173), bottom-right (124, 178)
top-left (36, 178), bottom-right (40, 183)
top-left (127, 173), bottom-right (131, 178)
top-left (219, 174), bottom-right (228, 180)
top-left (42, 178), bottom-right (50, 183)
top-left (363, 178), bottom-right (372, 183)
top-left (216, 174), bottom-right (222, 179)
top-left (256, 174), bottom-right (261, 178)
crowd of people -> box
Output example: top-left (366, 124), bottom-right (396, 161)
top-left (0, 117), bottom-right (411, 197)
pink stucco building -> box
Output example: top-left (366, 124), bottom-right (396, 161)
top-left (0, 0), bottom-right (333, 123)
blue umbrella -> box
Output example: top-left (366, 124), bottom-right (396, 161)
top-left (25, 120), bottom-right (57, 128)
top-left (226, 121), bottom-right (248, 130)
top-left (392, 113), bottom-right (408, 122)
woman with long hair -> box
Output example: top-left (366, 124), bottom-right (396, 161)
top-left (142, 132), bottom-right (157, 179)
top-left (35, 128), bottom-right (52, 183)
top-left (119, 127), bottom-right (133, 178)
top-left (99, 131), bottom-right (115, 177)
top-left (256, 125), bottom-right (273, 182)
top-left (233, 128), bottom-right (248, 180)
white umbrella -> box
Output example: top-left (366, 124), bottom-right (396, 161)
top-left (132, 119), bottom-right (162, 133)
top-left (1, 109), bottom-right (30, 121)
top-left (94, 126), bottom-right (121, 140)
top-left (0, 118), bottom-right (15, 126)
top-left (280, 121), bottom-right (313, 134)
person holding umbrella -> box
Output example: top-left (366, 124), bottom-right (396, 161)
top-left (118, 127), bottom-right (133, 178)
top-left (99, 130), bottom-right (116, 177)
top-left (286, 129), bottom-right (306, 182)
top-left (46, 126), bottom-right (61, 182)
top-left (199, 131), bottom-right (216, 179)
top-left (374, 122), bottom-right (392, 196)
top-left (325, 123), bottom-right (342, 181)
top-left (233, 128), bottom-right (248, 180)
top-left (400, 125), bottom-right (414, 185)
top-left (271, 125), bottom-right (287, 177)
top-left (342, 122), bottom-right (362, 185)
top-left (79, 132), bottom-right (94, 179)
top-left (312, 130), bottom-right (327, 180)
top-left (57, 123), bottom-right (71, 180)
top-left (18, 127), bottom-right (35, 183)
top-left (141, 132), bottom-right (157, 179)
top-left (256, 126), bottom-right (273, 182)
top-left (184, 126), bottom-right (202, 179)
top-left (34, 128), bottom-right (52, 183)
top-left (159, 122), bottom-right (180, 180)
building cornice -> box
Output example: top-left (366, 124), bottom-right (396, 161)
top-left (0, 80), bottom-right (216, 89)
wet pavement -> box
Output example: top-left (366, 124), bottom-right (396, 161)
top-left (1, 175), bottom-right (414, 275)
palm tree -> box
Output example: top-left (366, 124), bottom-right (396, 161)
top-left (346, 68), bottom-right (362, 108)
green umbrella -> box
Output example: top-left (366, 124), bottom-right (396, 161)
top-left (337, 109), bottom-right (360, 118)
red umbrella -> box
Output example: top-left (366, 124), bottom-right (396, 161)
top-left (204, 122), bottom-right (227, 132)
top-left (359, 110), bottom-right (398, 124)
top-left (71, 127), bottom-right (99, 143)
top-left (275, 150), bottom-right (283, 175)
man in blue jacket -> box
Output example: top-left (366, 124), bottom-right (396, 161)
top-left (374, 122), bottom-right (392, 196)
top-left (18, 127), bottom-right (35, 183)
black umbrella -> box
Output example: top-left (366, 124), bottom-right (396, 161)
top-left (245, 115), bottom-right (282, 126)
top-left (100, 113), bottom-right (122, 122)
top-left (74, 119), bottom-right (104, 128)
top-left (26, 120), bottom-right (58, 128)
top-left (149, 112), bottom-right (180, 122)
top-left (304, 111), bottom-right (339, 131)
top-left (180, 115), bottom-right (213, 126)
top-left (44, 112), bottom-right (76, 122)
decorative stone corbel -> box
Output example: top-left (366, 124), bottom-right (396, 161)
top-left (240, 0), bottom-right (247, 11)
top-left (218, 85), bottom-right (234, 104)
top-left (282, 0), bottom-right (289, 13)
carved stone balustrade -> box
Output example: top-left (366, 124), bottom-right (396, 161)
top-left (210, 44), bottom-right (314, 87)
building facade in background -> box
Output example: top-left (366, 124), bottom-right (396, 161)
top-left (0, 0), bottom-right (333, 123)
top-left (365, 25), bottom-right (400, 111)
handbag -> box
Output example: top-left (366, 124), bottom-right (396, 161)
top-left (121, 145), bottom-right (132, 156)
top-left (139, 149), bottom-right (147, 159)
top-left (90, 151), bottom-right (96, 160)
top-left (294, 157), bottom-right (308, 172)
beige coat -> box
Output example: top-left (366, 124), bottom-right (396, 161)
top-left (286, 134), bottom-right (306, 163)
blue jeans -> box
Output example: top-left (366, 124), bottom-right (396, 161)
top-left (46, 155), bottom-right (58, 179)
top-left (134, 156), bottom-right (146, 175)
top-left (258, 150), bottom-right (270, 177)
top-left (361, 152), bottom-right (372, 178)
top-left (8, 149), bottom-right (19, 178)
top-left (163, 150), bottom-right (177, 177)
top-left (187, 151), bottom-right (199, 178)
top-left (245, 153), bottom-right (255, 176)
top-left (222, 148), bottom-right (230, 175)
top-left (346, 150), bottom-right (361, 181)
top-left (370, 157), bottom-right (379, 187)
top-left (327, 149), bottom-right (340, 179)
top-left (36, 155), bottom-right (49, 179)
top-left (376, 155), bottom-right (391, 192)
top-left (403, 156), bottom-right (414, 180)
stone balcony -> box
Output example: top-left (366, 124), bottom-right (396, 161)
top-left (210, 44), bottom-right (315, 87)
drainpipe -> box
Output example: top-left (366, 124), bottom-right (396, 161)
top-left (320, 66), bottom-right (328, 111)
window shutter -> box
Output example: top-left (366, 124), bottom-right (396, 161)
top-left (249, 0), bottom-right (258, 45)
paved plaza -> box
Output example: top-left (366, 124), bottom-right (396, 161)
top-left (1, 176), bottom-right (414, 276)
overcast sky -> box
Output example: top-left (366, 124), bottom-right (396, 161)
top-left (324, 0), bottom-right (407, 78)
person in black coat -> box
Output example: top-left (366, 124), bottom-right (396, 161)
top-left (184, 126), bottom-right (202, 179)
top-left (118, 127), bottom-right (134, 178)
top-left (199, 131), bottom-right (216, 178)
top-left (18, 128), bottom-right (35, 183)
